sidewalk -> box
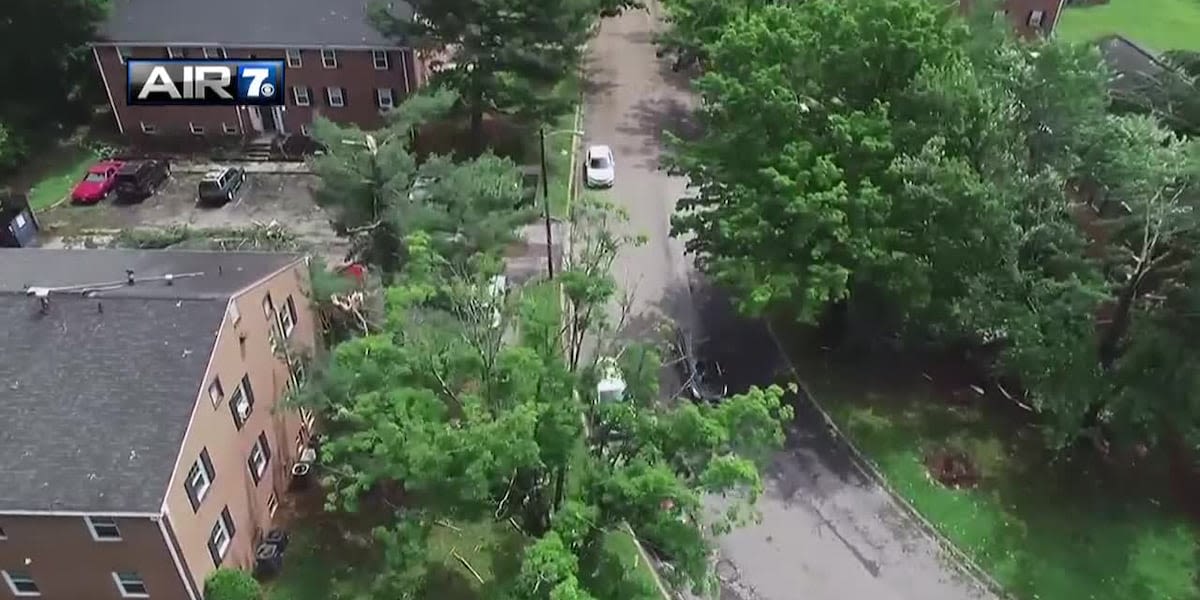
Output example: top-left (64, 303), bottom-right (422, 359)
top-left (172, 161), bottom-right (312, 174)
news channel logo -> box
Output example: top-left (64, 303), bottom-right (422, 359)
top-left (126, 59), bottom-right (285, 106)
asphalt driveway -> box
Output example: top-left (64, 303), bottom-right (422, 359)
top-left (582, 5), bottom-right (997, 600)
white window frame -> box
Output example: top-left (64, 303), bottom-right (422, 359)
top-left (279, 296), bottom-right (297, 337)
top-left (372, 50), bottom-right (389, 70)
top-left (300, 124), bottom-right (311, 137)
top-left (203, 47), bottom-right (226, 59)
top-left (208, 377), bottom-right (225, 407)
top-left (300, 406), bottom-right (316, 431)
top-left (189, 122), bottom-right (205, 135)
top-left (223, 123), bottom-right (239, 135)
top-left (0, 526), bottom-right (6, 540)
top-left (209, 517), bottom-right (231, 561)
top-left (1028, 10), bottom-right (1045, 26)
top-left (267, 492), bottom-right (280, 517)
top-left (249, 437), bottom-right (269, 480)
top-left (140, 122), bottom-right (157, 135)
top-left (85, 516), bottom-right (122, 542)
top-left (321, 48), bottom-right (338, 68)
top-left (2, 571), bottom-right (39, 597)
top-left (376, 88), bottom-right (395, 111)
top-left (228, 300), bottom-right (241, 324)
top-left (326, 87), bottom-right (345, 108)
top-left (231, 382), bottom-right (252, 426)
top-left (112, 572), bottom-right (149, 599)
top-left (292, 86), bottom-right (310, 107)
top-left (187, 457), bottom-right (213, 503)
top-left (285, 48), bottom-right (302, 68)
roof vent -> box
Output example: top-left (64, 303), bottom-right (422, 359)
top-left (164, 273), bottom-right (174, 286)
top-left (27, 287), bottom-right (50, 314)
top-left (126, 269), bottom-right (135, 286)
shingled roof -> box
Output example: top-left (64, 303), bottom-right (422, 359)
top-left (0, 249), bottom-right (301, 513)
top-left (97, 0), bottom-right (414, 47)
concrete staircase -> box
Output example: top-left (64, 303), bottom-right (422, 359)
top-left (244, 136), bottom-right (276, 161)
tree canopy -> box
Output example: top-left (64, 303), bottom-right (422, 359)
top-left (664, 0), bottom-right (1200, 449)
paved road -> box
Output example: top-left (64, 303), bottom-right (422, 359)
top-left (581, 6), bottom-right (998, 600)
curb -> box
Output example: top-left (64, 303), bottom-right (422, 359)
top-left (762, 321), bottom-right (1012, 600)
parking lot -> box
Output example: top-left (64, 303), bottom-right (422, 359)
top-left (38, 170), bottom-right (345, 257)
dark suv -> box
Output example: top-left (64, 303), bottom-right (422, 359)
top-left (113, 159), bottom-right (171, 203)
top-left (197, 167), bottom-right (246, 206)
top-left (668, 326), bottom-right (728, 404)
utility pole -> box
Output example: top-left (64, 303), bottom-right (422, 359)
top-left (539, 127), bottom-right (555, 279)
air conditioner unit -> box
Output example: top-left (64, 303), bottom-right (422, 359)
top-left (236, 402), bottom-right (251, 419)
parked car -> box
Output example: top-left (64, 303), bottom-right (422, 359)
top-left (70, 160), bottom-right (126, 204)
top-left (584, 145), bottom-right (615, 188)
top-left (197, 167), bottom-right (245, 206)
top-left (667, 326), bottom-right (728, 403)
top-left (113, 159), bottom-right (171, 203)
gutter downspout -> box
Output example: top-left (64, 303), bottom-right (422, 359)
top-left (93, 46), bottom-right (125, 134)
top-left (158, 512), bottom-right (201, 600)
top-left (1048, 0), bottom-right (1069, 34)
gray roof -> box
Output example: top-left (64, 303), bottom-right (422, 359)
top-left (98, 0), bottom-right (413, 46)
top-left (1099, 35), bottom-right (1170, 93)
top-left (0, 249), bottom-right (302, 513)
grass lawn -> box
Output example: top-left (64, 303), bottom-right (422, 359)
top-left (791, 349), bottom-right (1198, 600)
top-left (19, 144), bottom-right (98, 211)
top-left (1056, 0), bottom-right (1200, 51)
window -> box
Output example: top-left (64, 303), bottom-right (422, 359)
top-left (208, 377), bottom-right (225, 407)
top-left (376, 88), bottom-right (395, 111)
top-left (185, 448), bottom-right (216, 511)
top-left (112, 572), bottom-right (149, 598)
top-left (190, 122), bottom-right (205, 135)
top-left (300, 124), bottom-right (311, 137)
top-left (2, 571), bottom-right (39, 597)
top-left (203, 47), bottom-right (226, 59)
top-left (285, 48), bottom-right (302, 68)
top-left (279, 295), bottom-right (297, 337)
top-left (207, 507), bottom-right (236, 566)
top-left (300, 406), bottom-right (316, 432)
top-left (1028, 10), bottom-right (1045, 26)
top-left (223, 122), bottom-right (239, 135)
top-left (263, 293), bottom-right (275, 318)
top-left (228, 300), bottom-right (241, 324)
top-left (372, 50), bottom-right (389, 70)
top-left (292, 86), bottom-right (311, 107)
top-left (267, 492), bottom-right (280, 517)
top-left (321, 48), bottom-right (338, 68)
top-left (229, 375), bottom-right (255, 429)
top-left (140, 122), bottom-right (157, 135)
top-left (0, 525), bottom-right (6, 540)
top-left (326, 87), bottom-right (345, 108)
top-left (289, 360), bottom-right (307, 393)
top-left (248, 432), bottom-right (272, 484)
top-left (85, 516), bottom-right (122, 541)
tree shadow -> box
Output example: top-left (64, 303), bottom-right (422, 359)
top-left (614, 96), bottom-right (699, 172)
top-left (580, 54), bottom-right (620, 101)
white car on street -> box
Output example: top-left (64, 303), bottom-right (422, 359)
top-left (584, 144), bottom-right (615, 188)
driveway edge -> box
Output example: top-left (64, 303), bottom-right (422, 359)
top-left (762, 321), bottom-right (1012, 600)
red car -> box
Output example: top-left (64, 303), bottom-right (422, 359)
top-left (70, 160), bottom-right (126, 204)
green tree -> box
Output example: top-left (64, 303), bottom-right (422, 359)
top-left (370, 0), bottom-right (593, 150)
top-left (203, 568), bottom-right (262, 600)
top-left (311, 90), bottom-right (533, 280)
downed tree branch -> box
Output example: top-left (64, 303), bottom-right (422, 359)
top-left (435, 519), bottom-right (462, 532)
top-left (452, 549), bottom-right (485, 584)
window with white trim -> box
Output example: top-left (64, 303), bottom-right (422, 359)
top-left (289, 359), bottom-right (306, 393)
top-left (229, 375), bottom-right (255, 429)
top-left (203, 47), bottom-right (226, 59)
top-left (372, 50), bottom-right (390, 70)
top-left (285, 48), bottom-right (302, 68)
top-left (112, 572), bottom-right (149, 598)
top-left (248, 431), bottom-right (272, 484)
top-left (185, 448), bottom-right (216, 511)
top-left (279, 295), bottom-right (297, 337)
top-left (228, 300), bottom-right (241, 324)
top-left (326, 87), bottom-right (345, 108)
top-left (0, 525), bottom-right (6, 540)
top-left (267, 492), bottom-right (280, 517)
top-left (2, 570), bottom-right (39, 597)
top-left (292, 86), bottom-right (311, 107)
top-left (376, 88), bottom-right (395, 111)
top-left (223, 122), bottom-right (239, 135)
top-left (85, 516), bottom-right (122, 541)
top-left (208, 377), bottom-right (225, 407)
top-left (140, 122), bottom-right (157, 135)
top-left (321, 48), bottom-right (338, 68)
top-left (190, 122), bottom-right (205, 135)
top-left (300, 124), bottom-right (311, 137)
top-left (1028, 10), bottom-right (1045, 27)
top-left (207, 507), bottom-right (235, 566)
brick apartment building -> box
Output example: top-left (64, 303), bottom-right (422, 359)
top-left (0, 250), bottom-right (318, 600)
top-left (92, 0), bottom-right (431, 144)
top-left (977, 0), bottom-right (1069, 36)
